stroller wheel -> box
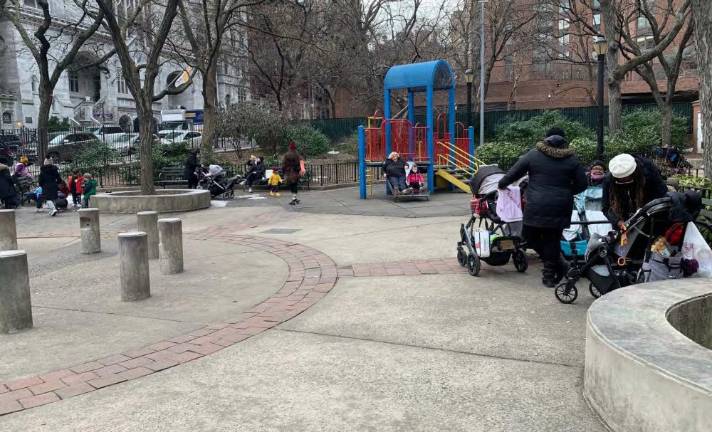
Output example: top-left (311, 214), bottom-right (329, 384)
top-left (467, 254), bottom-right (481, 277)
top-left (513, 250), bottom-right (528, 273)
top-left (457, 247), bottom-right (467, 267)
top-left (589, 282), bottom-right (602, 299)
top-left (555, 280), bottom-right (578, 304)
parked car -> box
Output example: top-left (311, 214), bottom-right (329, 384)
top-left (0, 134), bottom-right (20, 164)
top-left (47, 132), bottom-right (100, 162)
top-left (158, 130), bottom-right (202, 147)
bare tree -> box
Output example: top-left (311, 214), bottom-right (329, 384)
top-left (245, 1), bottom-right (317, 115)
top-left (5, 0), bottom-right (112, 161)
top-left (447, 0), bottom-right (538, 109)
top-left (175, 0), bottom-right (264, 163)
top-left (602, 0), bottom-right (694, 148)
top-left (600, 0), bottom-right (690, 133)
top-left (95, 0), bottom-right (192, 194)
top-left (690, 0), bottom-right (711, 178)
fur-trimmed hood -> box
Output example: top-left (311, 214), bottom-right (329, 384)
top-left (536, 135), bottom-right (574, 159)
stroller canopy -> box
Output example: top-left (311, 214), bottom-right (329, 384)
top-left (470, 165), bottom-right (505, 195)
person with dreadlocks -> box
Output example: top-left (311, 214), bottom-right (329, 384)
top-left (602, 153), bottom-right (667, 230)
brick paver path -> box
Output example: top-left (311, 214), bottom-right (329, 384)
top-left (2, 225), bottom-right (515, 416)
top-left (0, 232), bottom-right (337, 416)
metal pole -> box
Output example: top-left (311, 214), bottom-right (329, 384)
top-left (479, 0), bottom-right (486, 148)
top-left (597, 53), bottom-right (605, 160)
top-left (466, 81), bottom-right (472, 128)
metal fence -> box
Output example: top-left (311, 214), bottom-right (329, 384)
top-left (303, 101), bottom-right (694, 142)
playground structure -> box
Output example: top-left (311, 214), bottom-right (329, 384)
top-left (358, 60), bottom-right (482, 199)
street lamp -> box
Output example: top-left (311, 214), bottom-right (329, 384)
top-left (465, 68), bottom-right (473, 128)
top-left (593, 35), bottom-right (607, 160)
top-left (479, 0), bottom-right (487, 150)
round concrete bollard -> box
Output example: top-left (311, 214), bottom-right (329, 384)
top-left (0, 250), bottom-right (33, 333)
top-left (158, 218), bottom-right (183, 275)
top-left (78, 208), bottom-right (101, 254)
top-left (118, 232), bottom-right (150, 302)
top-left (0, 210), bottom-right (18, 251)
top-left (137, 211), bottom-right (159, 260)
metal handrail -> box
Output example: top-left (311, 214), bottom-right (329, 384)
top-left (435, 141), bottom-right (482, 176)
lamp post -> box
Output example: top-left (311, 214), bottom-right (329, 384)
top-left (465, 68), bottom-right (473, 128)
top-left (479, 0), bottom-right (487, 149)
top-left (593, 35), bottom-right (607, 160)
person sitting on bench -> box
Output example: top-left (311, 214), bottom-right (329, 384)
top-left (383, 152), bottom-right (407, 195)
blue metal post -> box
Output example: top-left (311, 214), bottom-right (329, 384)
top-left (384, 89), bottom-right (392, 156)
top-left (448, 85), bottom-right (456, 166)
top-left (426, 85), bottom-right (435, 192)
top-left (468, 126), bottom-right (475, 169)
top-left (407, 91), bottom-right (415, 158)
top-left (358, 125), bottom-right (366, 199)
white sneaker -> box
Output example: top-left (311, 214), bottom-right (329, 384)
top-left (248, 188), bottom-right (252, 193)
top-left (50, 209), bottom-right (57, 217)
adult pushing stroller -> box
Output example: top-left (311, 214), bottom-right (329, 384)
top-left (457, 165), bottom-right (528, 276)
top-left (197, 164), bottom-right (242, 199)
top-left (554, 193), bottom-right (702, 304)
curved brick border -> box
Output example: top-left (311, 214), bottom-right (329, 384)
top-left (0, 233), bottom-right (337, 416)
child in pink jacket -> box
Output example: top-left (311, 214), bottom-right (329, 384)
top-left (406, 165), bottom-right (425, 193)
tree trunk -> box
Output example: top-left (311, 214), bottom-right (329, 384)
top-left (201, 63), bottom-right (218, 164)
top-left (36, 86), bottom-right (52, 163)
top-left (691, 0), bottom-right (712, 179)
top-left (661, 102), bottom-right (673, 148)
top-left (137, 100), bottom-right (155, 195)
top-left (607, 78), bottom-right (623, 134)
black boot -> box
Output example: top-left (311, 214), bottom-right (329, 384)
top-left (541, 265), bottom-right (556, 288)
top-left (553, 258), bottom-right (569, 285)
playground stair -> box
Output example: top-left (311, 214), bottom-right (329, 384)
top-left (434, 141), bottom-right (482, 194)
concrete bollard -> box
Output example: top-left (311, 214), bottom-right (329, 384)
top-left (78, 208), bottom-right (101, 254)
top-left (158, 218), bottom-right (183, 275)
top-left (118, 232), bottom-right (150, 301)
top-left (0, 250), bottom-right (33, 333)
top-left (137, 211), bottom-right (159, 260)
top-left (0, 210), bottom-right (18, 251)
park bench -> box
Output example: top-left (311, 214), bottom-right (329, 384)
top-left (157, 166), bottom-right (188, 188)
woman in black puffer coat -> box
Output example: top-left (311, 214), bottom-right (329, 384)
top-left (0, 163), bottom-right (19, 209)
top-left (498, 128), bottom-right (587, 287)
top-left (38, 159), bottom-right (63, 216)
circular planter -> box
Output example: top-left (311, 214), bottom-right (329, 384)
top-left (584, 279), bottom-right (712, 432)
top-left (91, 189), bottom-right (210, 214)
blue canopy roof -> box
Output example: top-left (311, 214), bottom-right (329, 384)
top-left (383, 60), bottom-right (455, 92)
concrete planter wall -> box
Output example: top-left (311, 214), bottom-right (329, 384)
top-left (584, 279), bottom-right (712, 432)
top-left (91, 190), bottom-right (210, 214)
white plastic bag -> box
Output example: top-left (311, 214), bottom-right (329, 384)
top-left (473, 229), bottom-right (490, 258)
top-left (682, 222), bottom-right (712, 278)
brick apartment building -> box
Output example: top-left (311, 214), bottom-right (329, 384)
top-left (331, 0), bottom-right (698, 118)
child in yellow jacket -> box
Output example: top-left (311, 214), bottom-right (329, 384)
top-left (268, 169), bottom-right (282, 197)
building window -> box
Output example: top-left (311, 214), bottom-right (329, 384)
top-left (237, 87), bottom-right (247, 102)
top-left (25, 117), bottom-right (32, 124)
top-left (225, 94), bottom-right (231, 107)
top-left (2, 112), bottom-right (11, 124)
top-left (117, 68), bottom-right (128, 94)
top-left (637, 35), bottom-right (655, 51)
top-left (68, 71), bottom-right (79, 93)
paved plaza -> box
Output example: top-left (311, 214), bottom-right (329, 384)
top-left (0, 188), bottom-right (604, 431)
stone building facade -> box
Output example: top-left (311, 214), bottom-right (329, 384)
top-left (0, 1), bottom-right (251, 131)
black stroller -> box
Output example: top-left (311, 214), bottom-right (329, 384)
top-left (554, 193), bottom-right (702, 304)
top-left (457, 165), bottom-right (528, 276)
top-left (197, 165), bottom-right (242, 199)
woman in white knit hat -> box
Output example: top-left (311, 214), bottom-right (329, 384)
top-left (601, 153), bottom-right (667, 229)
